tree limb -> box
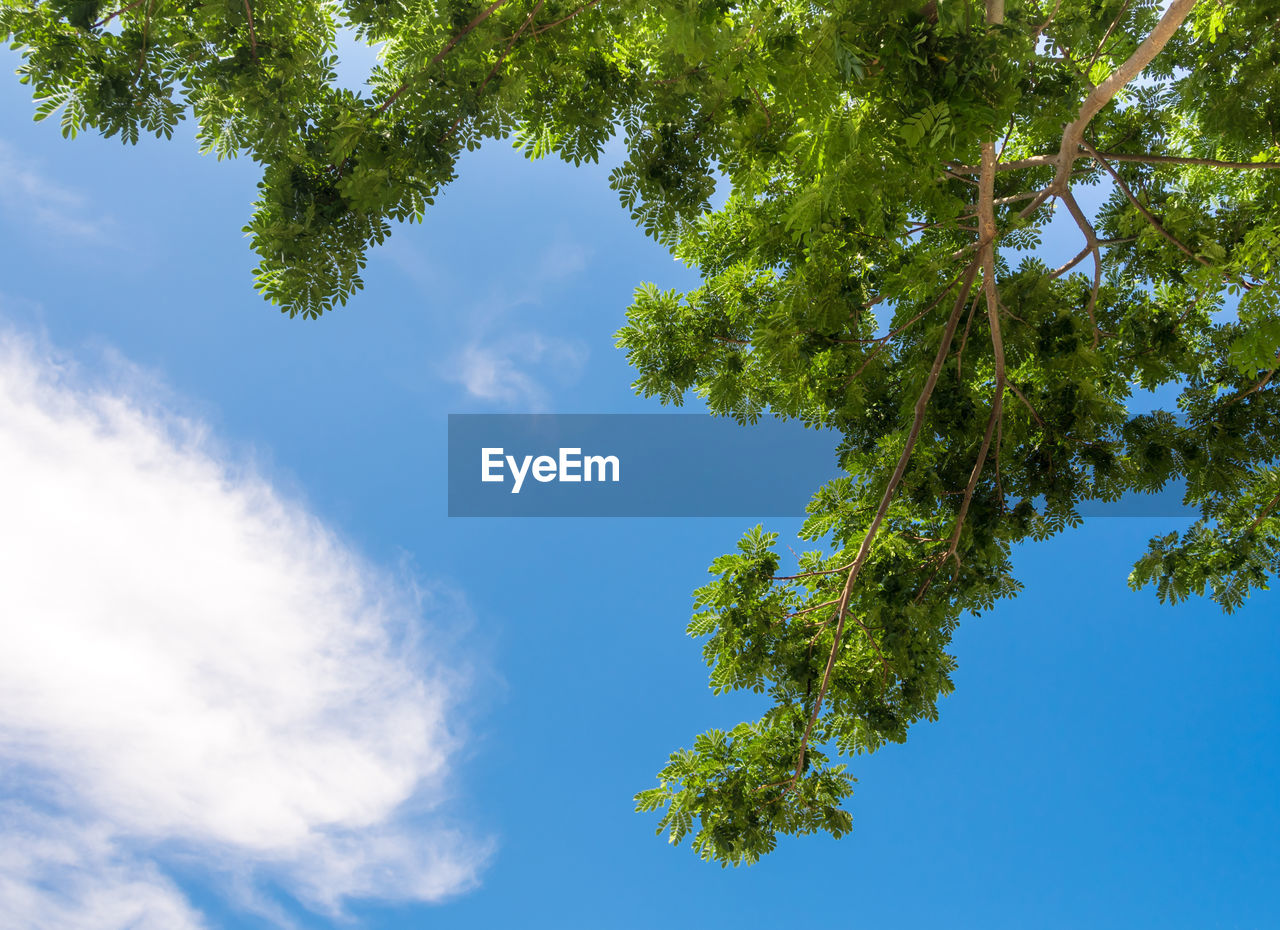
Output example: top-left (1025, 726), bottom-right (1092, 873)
top-left (791, 262), bottom-right (980, 785)
top-left (242, 0), bottom-right (258, 61)
top-left (93, 0), bottom-right (146, 28)
top-left (1058, 188), bottom-right (1103, 347)
top-left (379, 0), bottom-right (513, 114)
top-left (950, 151), bottom-right (1280, 175)
top-left (528, 0), bottom-right (603, 37)
top-left (1051, 0), bottom-right (1197, 193)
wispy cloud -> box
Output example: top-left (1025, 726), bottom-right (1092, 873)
top-left (0, 140), bottom-right (110, 239)
top-left (532, 239), bottom-right (588, 284)
top-left (441, 238), bottom-right (592, 409)
top-left (0, 328), bottom-right (490, 927)
top-left (452, 333), bottom-right (588, 410)
top-left (0, 806), bottom-right (207, 930)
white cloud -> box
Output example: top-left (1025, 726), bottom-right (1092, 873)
top-left (0, 329), bottom-right (490, 927)
top-left (0, 141), bottom-right (108, 239)
top-left (0, 805), bottom-right (207, 930)
top-left (453, 334), bottom-right (588, 409)
top-left (533, 240), bottom-right (588, 284)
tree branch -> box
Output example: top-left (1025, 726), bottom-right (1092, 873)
top-left (979, 137), bottom-right (1006, 379)
top-left (1086, 0), bottom-right (1134, 74)
top-left (379, 0), bottom-right (513, 114)
top-left (1226, 351), bottom-right (1280, 406)
top-left (1089, 151), bottom-right (1280, 170)
top-left (1082, 143), bottom-right (1198, 261)
top-left (93, 0), bottom-right (146, 28)
top-left (1049, 237), bottom-right (1135, 278)
top-left (791, 262), bottom-right (980, 786)
top-left (1248, 492), bottom-right (1280, 532)
top-left (242, 0), bottom-right (258, 61)
top-left (1007, 380), bottom-right (1047, 429)
top-left (950, 151), bottom-right (1280, 174)
top-left (528, 0), bottom-right (603, 37)
top-left (1058, 188), bottom-right (1102, 347)
top-left (1051, 0), bottom-right (1197, 193)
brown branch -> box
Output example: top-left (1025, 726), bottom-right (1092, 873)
top-left (1225, 351), bottom-right (1280, 406)
top-left (1088, 144), bottom-right (1265, 297)
top-left (1088, 151), bottom-right (1280, 170)
top-left (748, 83), bottom-right (773, 130)
top-left (1031, 0), bottom-right (1063, 41)
top-left (1086, 0), bottom-right (1134, 74)
top-left (955, 286), bottom-right (983, 384)
top-left (791, 260), bottom-right (980, 786)
top-left (1058, 188), bottom-right (1102, 348)
top-left (1081, 141), bottom-right (1225, 275)
top-left (779, 599), bottom-right (842, 624)
top-left (1249, 492), bottom-right (1280, 531)
top-left (93, 0), bottom-right (146, 28)
top-left (914, 0), bottom-right (1008, 608)
top-left (947, 154), bottom-right (1056, 175)
top-left (903, 219), bottom-right (977, 237)
top-left (928, 116), bottom-right (1008, 584)
top-left (949, 391), bottom-right (1003, 563)
top-left (496, 0), bottom-right (546, 78)
top-left (995, 405), bottom-right (1005, 511)
top-left (979, 138), bottom-right (1006, 378)
top-left (528, 0), bottom-right (603, 36)
top-left (379, 0), bottom-right (513, 114)
top-left (915, 383), bottom-right (1003, 603)
top-left (772, 563), bottom-right (856, 582)
top-left (242, 0), bottom-right (258, 61)
top-left (850, 264), bottom-right (973, 353)
top-left (849, 613), bottom-right (891, 688)
top-left (1049, 236), bottom-right (1135, 279)
top-left (1051, 0), bottom-right (1197, 193)
top-left (1007, 380), bottom-right (1047, 430)
top-left (951, 150), bottom-right (1280, 175)
top-left (1050, 243), bottom-right (1093, 280)
top-left (993, 190), bottom-right (1045, 207)
top-left (942, 168), bottom-right (982, 187)
top-left (436, 0), bottom-right (547, 139)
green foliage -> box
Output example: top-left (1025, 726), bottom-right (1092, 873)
top-left (6, 0), bottom-right (1280, 865)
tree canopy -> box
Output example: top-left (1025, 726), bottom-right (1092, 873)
top-left (4, 0), bottom-right (1280, 866)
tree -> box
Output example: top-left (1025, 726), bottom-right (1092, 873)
top-left (4, 0), bottom-right (1279, 866)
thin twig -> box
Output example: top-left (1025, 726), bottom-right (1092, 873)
top-left (749, 83), bottom-right (773, 130)
top-left (779, 599), bottom-right (842, 623)
top-left (379, 0), bottom-right (513, 114)
top-left (1248, 493), bottom-right (1280, 531)
top-left (1049, 236), bottom-right (1135, 278)
top-left (1007, 380), bottom-right (1047, 429)
top-left (1031, 0), bottom-right (1064, 41)
top-left (950, 150), bottom-right (1280, 174)
top-left (1082, 140), bottom-right (1228, 279)
top-left (1086, 0), bottom-right (1134, 74)
top-left (955, 287), bottom-right (982, 384)
top-left (93, 0), bottom-right (146, 28)
top-left (242, 0), bottom-right (258, 61)
top-left (1225, 351), bottom-right (1280, 406)
top-left (772, 563), bottom-right (856, 582)
top-left (1058, 187), bottom-right (1102, 347)
top-left (528, 0), bottom-right (602, 36)
top-left (791, 261), bottom-right (980, 786)
top-left (1086, 151), bottom-right (1280, 170)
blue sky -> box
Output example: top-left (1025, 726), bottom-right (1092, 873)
top-left (0, 40), bottom-right (1278, 930)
